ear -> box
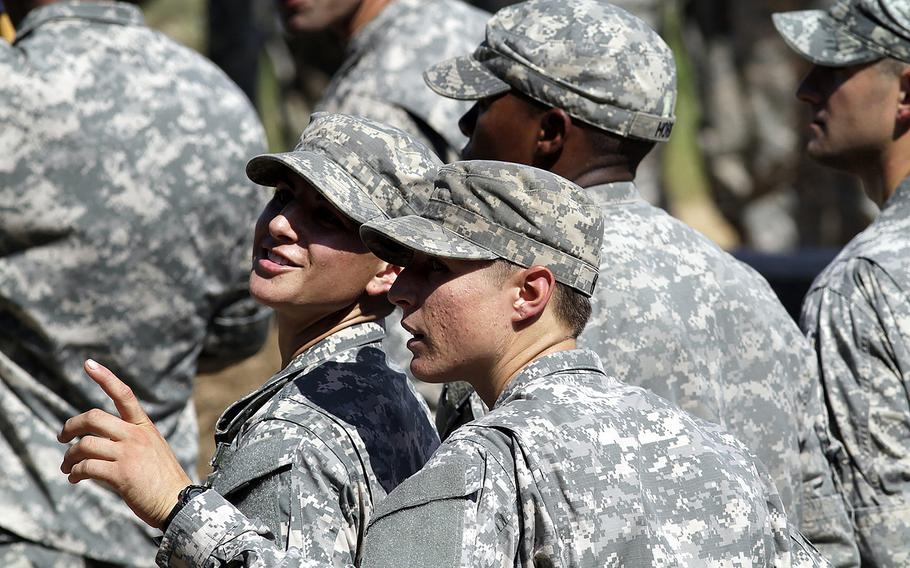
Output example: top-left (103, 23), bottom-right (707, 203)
top-left (509, 265), bottom-right (557, 326)
top-left (364, 262), bottom-right (402, 297)
top-left (897, 67), bottom-right (910, 127)
top-left (535, 108), bottom-right (572, 161)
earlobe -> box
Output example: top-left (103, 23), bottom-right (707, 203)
top-left (511, 266), bottom-right (556, 325)
top-left (536, 108), bottom-right (571, 159)
top-left (365, 263), bottom-right (401, 297)
top-left (898, 70), bottom-right (910, 121)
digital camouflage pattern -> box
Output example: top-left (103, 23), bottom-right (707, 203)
top-left (423, 0), bottom-right (677, 142)
top-left (437, 182), bottom-right (860, 567)
top-left (773, 0), bottom-right (910, 67)
top-left (317, 0), bottom-right (488, 161)
top-left (247, 112), bottom-right (442, 226)
top-left (150, 350), bottom-right (830, 567)
top-left (360, 160), bottom-right (603, 296)
top-left (0, 2), bottom-right (269, 564)
top-left (364, 349), bottom-right (831, 567)
top-left (158, 322), bottom-right (440, 568)
top-left (800, 178), bottom-right (910, 567)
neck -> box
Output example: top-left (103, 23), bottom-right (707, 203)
top-left (276, 303), bottom-right (381, 367)
top-left (861, 142), bottom-right (910, 207)
top-left (549, 156), bottom-right (635, 190)
top-left (473, 333), bottom-right (577, 408)
top-left (337, 0), bottom-right (392, 42)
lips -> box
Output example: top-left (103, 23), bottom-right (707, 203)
top-left (254, 247), bottom-right (301, 275)
top-left (400, 320), bottom-right (426, 346)
top-left (267, 250), bottom-right (293, 266)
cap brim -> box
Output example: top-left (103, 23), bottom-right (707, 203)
top-left (423, 55), bottom-right (511, 101)
top-left (773, 10), bottom-right (884, 67)
top-left (360, 215), bottom-right (498, 267)
top-left (246, 151), bottom-right (386, 225)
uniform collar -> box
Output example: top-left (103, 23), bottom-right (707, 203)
top-left (345, 0), bottom-right (411, 59)
top-left (276, 321), bottom-right (386, 382)
top-left (880, 176), bottom-right (910, 218)
top-left (584, 181), bottom-right (644, 208)
top-left (15, 1), bottom-right (143, 43)
top-left (493, 348), bottom-right (604, 409)
top-left (213, 321), bottom-right (386, 443)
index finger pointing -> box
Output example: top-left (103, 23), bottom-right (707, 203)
top-left (84, 359), bottom-right (150, 425)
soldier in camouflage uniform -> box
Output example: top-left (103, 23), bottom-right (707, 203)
top-left (57, 159), bottom-right (831, 567)
top-left (0, 1), bottom-right (270, 565)
top-left (58, 113), bottom-right (442, 567)
top-left (772, 1), bottom-right (910, 564)
top-left (424, 2), bottom-right (859, 565)
top-left (276, 0), bottom-right (488, 164)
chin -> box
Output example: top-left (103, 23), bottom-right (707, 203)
top-left (408, 360), bottom-right (454, 384)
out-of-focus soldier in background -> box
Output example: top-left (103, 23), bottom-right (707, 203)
top-left (426, 1), bottom-right (859, 564)
top-left (275, 0), bottom-right (488, 162)
top-left (0, 0), bottom-right (270, 565)
top-left (774, 0), bottom-right (910, 564)
top-left (683, 0), bottom-right (873, 254)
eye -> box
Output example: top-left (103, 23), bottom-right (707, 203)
top-left (272, 186), bottom-right (293, 207)
top-left (426, 257), bottom-right (450, 273)
top-left (312, 206), bottom-right (351, 230)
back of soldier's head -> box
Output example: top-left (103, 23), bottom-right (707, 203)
top-left (425, 0), bottom-right (678, 145)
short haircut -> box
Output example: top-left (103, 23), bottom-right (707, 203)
top-left (488, 260), bottom-right (592, 338)
top-left (584, 126), bottom-right (656, 175)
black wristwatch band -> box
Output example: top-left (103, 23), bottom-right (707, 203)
top-left (162, 484), bottom-right (208, 532)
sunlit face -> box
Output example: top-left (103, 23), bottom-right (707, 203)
top-left (458, 92), bottom-right (545, 163)
top-left (249, 175), bottom-right (383, 319)
top-left (274, 0), bottom-right (362, 34)
top-left (388, 254), bottom-right (513, 383)
top-left (796, 61), bottom-right (900, 171)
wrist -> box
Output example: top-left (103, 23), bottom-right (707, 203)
top-left (160, 484), bottom-right (208, 531)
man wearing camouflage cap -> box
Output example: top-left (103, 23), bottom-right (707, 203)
top-left (63, 159), bottom-right (831, 566)
top-left (0, 0), bottom-right (271, 565)
top-left (58, 113), bottom-right (440, 567)
top-left (774, 1), bottom-right (910, 564)
top-left (424, 1), bottom-right (858, 564)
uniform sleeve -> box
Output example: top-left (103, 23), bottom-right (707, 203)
top-left (360, 436), bottom-right (520, 568)
top-left (800, 259), bottom-right (910, 566)
top-left (795, 364), bottom-right (860, 568)
top-left (157, 429), bottom-right (366, 568)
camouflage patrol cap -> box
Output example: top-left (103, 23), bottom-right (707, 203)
top-left (773, 0), bottom-right (910, 67)
top-left (360, 161), bottom-right (603, 296)
top-left (246, 113), bottom-right (442, 225)
top-left (423, 0), bottom-right (677, 142)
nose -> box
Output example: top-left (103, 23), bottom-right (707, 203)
top-left (458, 103), bottom-right (479, 138)
top-left (797, 65), bottom-right (824, 106)
top-left (388, 267), bottom-right (417, 311)
top-left (267, 203), bottom-right (299, 244)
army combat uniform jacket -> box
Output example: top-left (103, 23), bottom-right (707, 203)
top-left (800, 178), bottom-right (910, 567)
top-left (317, 0), bottom-right (487, 163)
top-left (157, 322), bottom-right (440, 567)
top-left (441, 181), bottom-right (857, 565)
top-left (0, 2), bottom-right (269, 565)
top-left (156, 349), bottom-right (830, 567)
